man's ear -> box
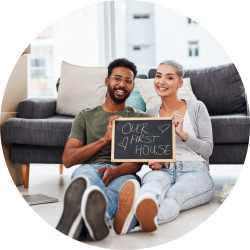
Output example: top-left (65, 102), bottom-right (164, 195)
top-left (131, 80), bottom-right (135, 91)
top-left (105, 77), bottom-right (108, 86)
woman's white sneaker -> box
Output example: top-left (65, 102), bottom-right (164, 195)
top-left (135, 194), bottom-right (158, 232)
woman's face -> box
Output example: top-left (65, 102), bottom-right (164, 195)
top-left (154, 64), bottom-right (183, 98)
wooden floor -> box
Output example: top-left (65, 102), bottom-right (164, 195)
top-left (18, 164), bottom-right (242, 249)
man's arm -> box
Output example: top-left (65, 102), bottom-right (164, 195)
top-left (62, 137), bottom-right (109, 167)
top-left (114, 162), bottom-right (142, 175)
top-left (99, 162), bottom-right (142, 185)
top-left (63, 115), bottom-right (118, 167)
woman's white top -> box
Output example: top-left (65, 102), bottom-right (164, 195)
top-left (174, 111), bottom-right (205, 162)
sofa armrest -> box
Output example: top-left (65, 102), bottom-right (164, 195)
top-left (17, 97), bottom-right (57, 119)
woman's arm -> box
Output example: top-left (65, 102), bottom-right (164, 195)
top-left (184, 101), bottom-right (213, 160)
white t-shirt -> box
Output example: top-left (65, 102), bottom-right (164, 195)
top-left (175, 111), bottom-right (205, 162)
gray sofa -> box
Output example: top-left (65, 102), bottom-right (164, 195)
top-left (1, 63), bottom-right (250, 187)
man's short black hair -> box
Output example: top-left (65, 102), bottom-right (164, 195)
top-left (107, 58), bottom-right (137, 79)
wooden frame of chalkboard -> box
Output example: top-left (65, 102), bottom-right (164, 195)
top-left (111, 117), bottom-right (176, 162)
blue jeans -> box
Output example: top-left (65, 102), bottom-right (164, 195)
top-left (139, 161), bottom-right (215, 224)
top-left (71, 163), bottom-right (137, 220)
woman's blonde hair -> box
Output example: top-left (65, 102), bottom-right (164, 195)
top-left (159, 60), bottom-right (184, 78)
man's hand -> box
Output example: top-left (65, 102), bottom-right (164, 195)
top-left (98, 166), bottom-right (119, 186)
top-left (102, 115), bottom-right (120, 144)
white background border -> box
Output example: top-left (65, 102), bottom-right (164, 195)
top-left (0, 0), bottom-right (249, 250)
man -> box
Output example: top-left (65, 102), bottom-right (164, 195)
top-left (56, 58), bottom-right (146, 241)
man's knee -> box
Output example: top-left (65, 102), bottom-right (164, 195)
top-left (108, 174), bottom-right (137, 191)
top-left (72, 165), bottom-right (99, 181)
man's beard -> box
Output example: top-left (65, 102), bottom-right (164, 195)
top-left (107, 85), bottom-right (130, 104)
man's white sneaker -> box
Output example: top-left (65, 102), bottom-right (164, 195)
top-left (113, 179), bottom-right (140, 235)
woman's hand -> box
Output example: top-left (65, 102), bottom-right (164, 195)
top-left (148, 161), bottom-right (164, 170)
top-left (172, 113), bottom-right (189, 141)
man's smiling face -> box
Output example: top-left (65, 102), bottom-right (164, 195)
top-left (106, 66), bottom-right (135, 104)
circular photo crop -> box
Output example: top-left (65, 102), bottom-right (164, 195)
top-left (1, 0), bottom-right (249, 249)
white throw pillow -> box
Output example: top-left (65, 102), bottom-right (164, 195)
top-left (56, 61), bottom-right (107, 116)
top-left (135, 77), bottom-right (196, 111)
top-left (177, 78), bottom-right (197, 101)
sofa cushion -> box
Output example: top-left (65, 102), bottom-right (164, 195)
top-left (210, 144), bottom-right (248, 164)
top-left (135, 77), bottom-right (196, 110)
top-left (1, 115), bottom-right (74, 147)
top-left (56, 61), bottom-right (107, 116)
top-left (17, 97), bottom-right (56, 119)
top-left (125, 89), bottom-right (146, 112)
top-left (3, 114), bottom-right (249, 147)
top-left (184, 64), bottom-right (247, 115)
top-left (211, 114), bottom-right (250, 144)
top-left (10, 145), bottom-right (64, 164)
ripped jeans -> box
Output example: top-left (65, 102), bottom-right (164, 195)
top-left (139, 161), bottom-right (215, 224)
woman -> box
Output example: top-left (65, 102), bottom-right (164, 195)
top-left (113, 60), bottom-right (215, 234)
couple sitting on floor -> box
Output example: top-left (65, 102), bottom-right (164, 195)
top-left (56, 58), bottom-right (214, 241)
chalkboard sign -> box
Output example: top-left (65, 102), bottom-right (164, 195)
top-left (111, 118), bottom-right (175, 162)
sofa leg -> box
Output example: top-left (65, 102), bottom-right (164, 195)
top-left (59, 164), bottom-right (64, 175)
top-left (21, 164), bottom-right (30, 189)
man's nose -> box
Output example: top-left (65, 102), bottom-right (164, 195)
top-left (117, 79), bottom-right (126, 87)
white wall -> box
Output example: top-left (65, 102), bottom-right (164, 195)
top-left (114, 0), bottom-right (127, 58)
top-left (125, 0), bottom-right (156, 74)
top-left (29, 4), bottom-right (105, 97)
top-left (28, 1), bottom-right (234, 98)
top-left (154, 6), bottom-right (232, 70)
top-left (52, 5), bottom-right (103, 78)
